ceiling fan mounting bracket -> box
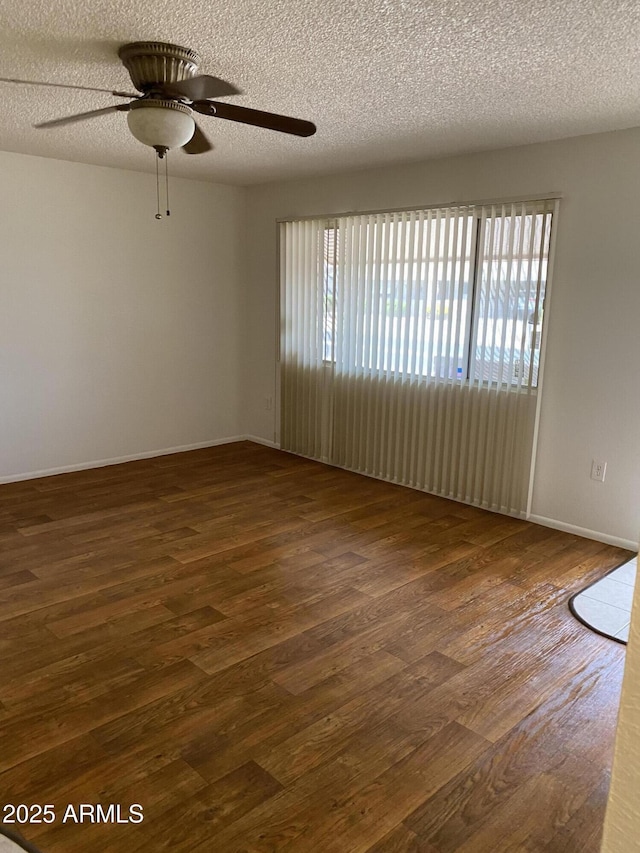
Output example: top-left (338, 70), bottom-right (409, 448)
top-left (117, 42), bottom-right (201, 93)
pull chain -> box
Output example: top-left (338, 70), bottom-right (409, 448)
top-left (155, 151), bottom-right (161, 220)
top-left (153, 147), bottom-right (170, 220)
top-left (165, 152), bottom-right (170, 217)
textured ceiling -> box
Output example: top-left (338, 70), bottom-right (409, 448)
top-left (0, 0), bottom-right (638, 186)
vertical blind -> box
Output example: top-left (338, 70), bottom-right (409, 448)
top-left (280, 198), bottom-right (558, 516)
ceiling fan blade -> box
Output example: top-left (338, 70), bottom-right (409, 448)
top-left (193, 100), bottom-right (316, 137)
top-left (159, 75), bottom-right (241, 101)
top-left (182, 121), bottom-right (213, 154)
top-left (34, 103), bottom-right (131, 129)
top-left (0, 76), bottom-right (137, 98)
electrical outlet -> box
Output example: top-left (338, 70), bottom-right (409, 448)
top-left (591, 459), bottom-right (607, 482)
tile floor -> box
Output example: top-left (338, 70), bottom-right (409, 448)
top-left (570, 556), bottom-right (637, 643)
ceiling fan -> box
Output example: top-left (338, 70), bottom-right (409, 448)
top-left (0, 41), bottom-right (317, 156)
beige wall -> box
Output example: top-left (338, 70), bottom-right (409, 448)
top-left (244, 128), bottom-right (640, 547)
top-left (0, 150), bottom-right (246, 480)
top-left (601, 573), bottom-right (640, 851)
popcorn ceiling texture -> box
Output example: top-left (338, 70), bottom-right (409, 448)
top-left (0, 0), bottom-right (638, 185)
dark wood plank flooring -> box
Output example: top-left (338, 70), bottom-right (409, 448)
top-left (0, 441), bottom-right (631, 852)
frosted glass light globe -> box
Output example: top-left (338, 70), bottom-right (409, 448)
top-left (127, 100), bottom-right (195, 150)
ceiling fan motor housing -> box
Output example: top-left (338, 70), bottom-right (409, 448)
top-left (118, 42), bottom-right (200, 94)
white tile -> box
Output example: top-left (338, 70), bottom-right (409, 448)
top-left (614, 623), bottom-right (630, 643)
top-left (609, 559), bottom-right (638, 587)
top-left (581, 576), bottom-right (634, 613)
top-left (572, 594), bottom-right (630, 637)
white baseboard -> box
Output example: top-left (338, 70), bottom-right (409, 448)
top-left (245, 435), bottom-right (280, 449)
top-left (0, 436), bottom-right (247, 485)
top-left (528, 514), bottom-right (637, 552)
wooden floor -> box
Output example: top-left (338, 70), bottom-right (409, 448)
top-left (0, 442), bottom-right (632, 853)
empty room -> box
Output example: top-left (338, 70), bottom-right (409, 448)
top-left (1, 2), bottom-right (639, 852)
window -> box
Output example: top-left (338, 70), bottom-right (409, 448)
top-left (470, 210), bottom-right (551, 387)
top-left (320, 204), bottom-right (552, 387)
top-left (280, 197), bottom-right (558, 516)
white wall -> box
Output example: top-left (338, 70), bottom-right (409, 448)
top-left (244, 128), bottom-right (640, 547)
top-left (0, 151), bottom-right (246, 480)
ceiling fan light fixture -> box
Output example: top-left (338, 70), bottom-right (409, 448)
top-left (127, 99), bottom-right (195, 151)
